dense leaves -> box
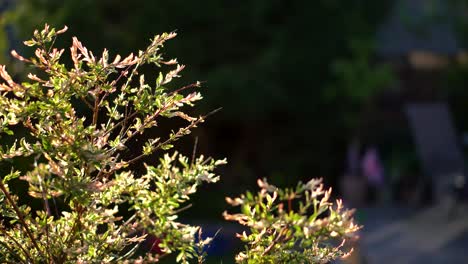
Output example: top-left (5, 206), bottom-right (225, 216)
top-left (0, 24), bottom-right (226, 263)
top-left (224, 178), bottom-right (359, 263)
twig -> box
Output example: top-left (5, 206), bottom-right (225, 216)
top-left (0, 181), bottom-right (43, 258)
top-left (92, 92), bottom-right (100, 127)
top-left (191, 136), bottom-right (198, 167)
top-left (124, 117), bottom-right (204, 166)
top-left (172, 204), bottom-right (193, 214)
top-left (38, 178), bottom-right (52, 262)
top-left (122, 107), bottom-right (221, 168)
top-left (168, 82), bottom-right (202, 97)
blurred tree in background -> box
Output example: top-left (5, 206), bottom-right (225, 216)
top-left (1, 0), bottom-right (394, 214)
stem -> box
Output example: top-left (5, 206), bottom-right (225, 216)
top-left (38, 178), bottom-right (51, 217)
top-left (0, 181), bottom-right (43, 257)
top-left (47, 35), bottom-right (57, 54)
top-left (118, 109), bottom-right (136, 139)
top-left (172, 203), bottom-right (193, 214)
top-left (122, 214), bottom-right (137, 227)
top-left (104, 111), bottom-right (138, 137)
top-left (59, 217), bottom-right (78, 262)
top-left (61, 204), bottom-right (84, 262)
top-left (191, 136), bottom-right (198, 167)
top-left (167, 82), bottom-right (201, 97)
top-left (39, 180), bottom-right (52, 263)
top-left (92, 92), bottom-right (100, 127)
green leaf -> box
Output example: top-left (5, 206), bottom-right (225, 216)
top-left (2, 170), bottom-right (20, 183)
top-left (160, 144), bottom-right (174, 150)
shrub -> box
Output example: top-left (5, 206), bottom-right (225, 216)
top-left (224, 178), bottom-right (359, 263)
top-left (0, 25), bottom-right (359, 263)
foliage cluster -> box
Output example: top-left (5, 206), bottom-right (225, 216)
top-left (224, 178), bottom-right (359, 263)
top-left (0, 25), bottom-right (359, 263)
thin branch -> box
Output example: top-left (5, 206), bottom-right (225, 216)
top-left (191, 136), bottom-right (198, 167)
top-left (0, 226), bottom-right (34, 263)
top-left (118, 108), bottom-right (136, 139)
top-left (167, 82), bottom-right (202, 97)
top-left (124, 117), bottom-right (204, 166)
top-left (92, 92), bottom-right (100, 127)
top-left (172, 203), bottom-right (193, 214)
top-left (103, 79), bottom-right (201, 145)
top-left (122, 214), bottom-right (137, 228)
top-left (0, 181), bottom-right (43, 257)
top-left (37, 178), bottom-right (51, 217)
top-left (117, 107), bottom-right (221, 172)
top-left (47, 35), bottom-right (58, 54)
top-left (112, 62), bottom-right (135, 88)
top-left (36, 175), bottom-right (52, 263)
top-left (58, 217), bottom-right (78, 262)
top-left (116, 240), bottom-right (143, 261)
top-left (0, 240), bottom-right (23, 263)
top-left (104, 110), bottom-right (138, 138)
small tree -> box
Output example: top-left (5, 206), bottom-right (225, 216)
top-left (0, 25), bottom-right (359, 263)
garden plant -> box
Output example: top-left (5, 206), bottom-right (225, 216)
top-left (0, 25), bottom-right (359, 263)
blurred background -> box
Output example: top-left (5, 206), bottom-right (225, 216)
top-left (2, 0), bottom-right (468, 263)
